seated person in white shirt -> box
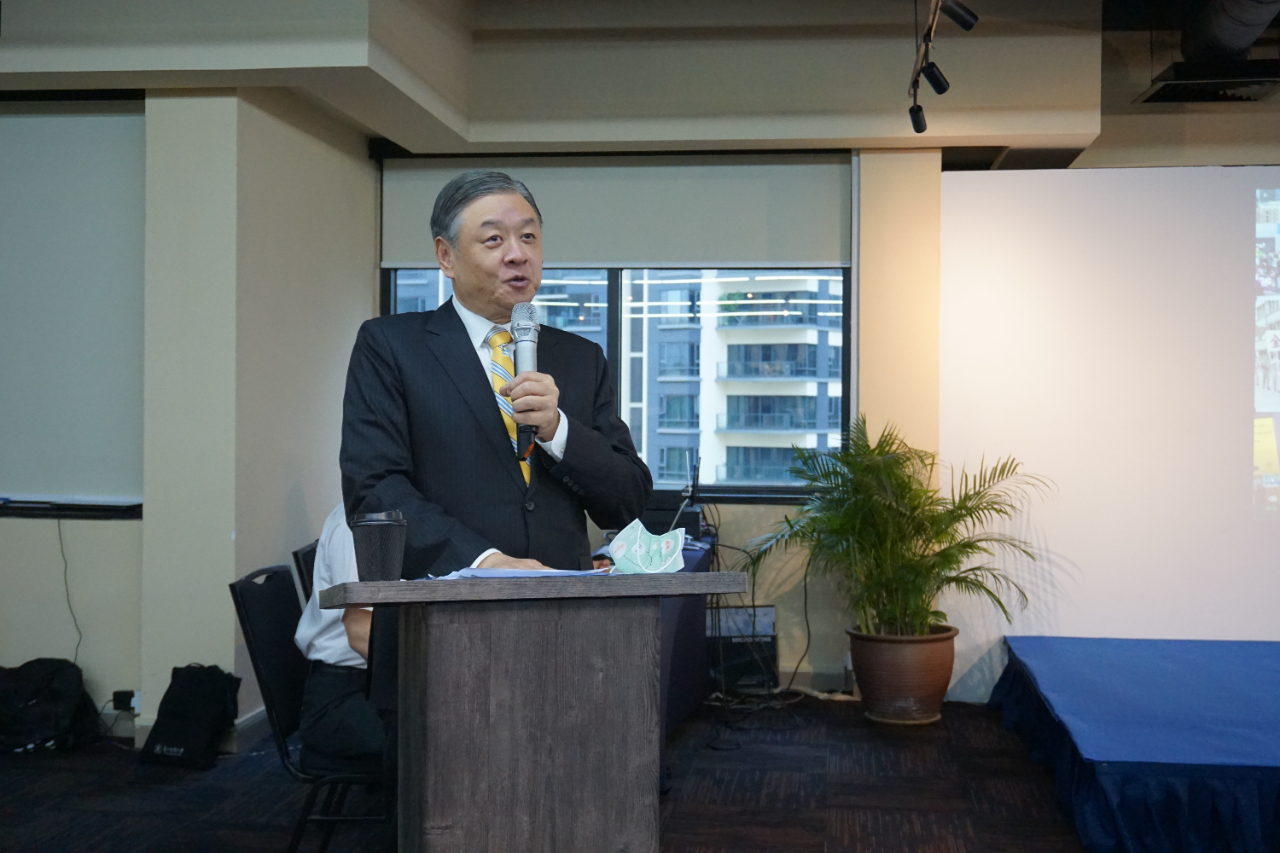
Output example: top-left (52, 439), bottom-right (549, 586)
top-left (293, 502), bottom-right (383, 767)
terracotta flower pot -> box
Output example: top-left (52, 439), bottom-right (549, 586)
top-left (847, 624), bottom-right (958, 725)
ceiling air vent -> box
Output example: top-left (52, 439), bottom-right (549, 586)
top-left (1136, 60), bottom-right (1280, 103)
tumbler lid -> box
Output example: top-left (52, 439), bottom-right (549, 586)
top-left (350, 510), bottom-right (405, 526)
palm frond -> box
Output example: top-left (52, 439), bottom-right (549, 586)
top-left (738, 413), bottom-right (1049, 635)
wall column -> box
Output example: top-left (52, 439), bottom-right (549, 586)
top-left (857, 150), bottom-right (942, 454)
top-left (139, 89), bottom-right (378, 740)
top-left (140, 92), bottom-right (241, 730)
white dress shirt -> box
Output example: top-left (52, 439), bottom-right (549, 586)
top-left (293, 502), bottom-right (368, 668)
top-left (450, 295), bottom-right (569, 461)
top-left (451, 296), bottom-right (570, 567)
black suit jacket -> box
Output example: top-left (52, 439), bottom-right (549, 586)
top-left (341, 300), bottom-right (651, 574)
top-left (339, 301), bottom-right (652, 711)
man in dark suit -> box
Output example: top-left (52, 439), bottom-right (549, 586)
top-left (339, 170), bottom-right (651, 713)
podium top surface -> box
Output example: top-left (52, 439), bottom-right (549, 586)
top-left (319, 571), bottom-right (747, 608)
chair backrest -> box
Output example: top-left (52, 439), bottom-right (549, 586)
top-left (229, 566), bottom-right (308, 774)
top-left (291, 540), bottom-right (319, 604)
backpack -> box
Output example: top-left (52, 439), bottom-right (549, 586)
top-left (0, 658), bottom-right (100, 752)
top-left (139, 663), bottom-right (241, 769)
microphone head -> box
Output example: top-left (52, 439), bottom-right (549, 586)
top-left (511, 301), bottom-right (540, 344)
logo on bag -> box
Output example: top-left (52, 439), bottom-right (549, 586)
top-left (154, 744), bottom-right (185, 757)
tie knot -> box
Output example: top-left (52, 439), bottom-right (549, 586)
top-left (485, 327), bottom-right (513, 350)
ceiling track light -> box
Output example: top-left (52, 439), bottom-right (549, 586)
top-left (909, 102), bottom-right (927, 133)
top-left (940, 0), bottom-right (979, 32)
top-left (906, 0), bottom-right (978, 133)
top-left (922, 61), bottom-right (950, 95)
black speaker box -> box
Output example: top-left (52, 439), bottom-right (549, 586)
top-left (707, 635), bottom-right (779, 693)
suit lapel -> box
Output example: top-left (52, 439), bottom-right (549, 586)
top-left (536, 329), bottom-right (563, 391)
top-left (423, 301), bottom-right (529, 493)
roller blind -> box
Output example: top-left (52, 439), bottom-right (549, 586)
top-left (381, 154), bottom-right (853, 268)
top-left (0, 109), bottom-right (145, 504)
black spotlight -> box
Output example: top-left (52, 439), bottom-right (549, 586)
top-left (909, 103), bottom-right (927, 133)
top-left (921, 61), bottom-right (950, 95)
top-left (940, 0), bottom-right (979, 31)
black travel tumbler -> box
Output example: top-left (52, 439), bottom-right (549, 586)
top-left (349, 510), bottom-right (407, 582)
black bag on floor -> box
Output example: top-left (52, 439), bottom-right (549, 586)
top-left (0, 658), bottom-right (99, 752)
top-left (139, 663), bottom-right (241, 769)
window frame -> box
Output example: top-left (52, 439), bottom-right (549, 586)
top-left (382, 265), bottom-right (854, 504)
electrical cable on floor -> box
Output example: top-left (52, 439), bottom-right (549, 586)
top-left (702, 528), bottom-right (812, 749)
top-left (57, 519), bottom-right (83, 665)
top-left (698, 502), bottom-right (857, 757)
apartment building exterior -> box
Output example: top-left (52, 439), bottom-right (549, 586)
top-left (393, 267), bottom-right (846, 489)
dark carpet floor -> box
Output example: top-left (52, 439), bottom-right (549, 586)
top-left (0, 698), bottom-right (1083, 853)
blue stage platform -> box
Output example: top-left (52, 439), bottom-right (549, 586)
top-left (989, 636), bottom-right (1280, 853)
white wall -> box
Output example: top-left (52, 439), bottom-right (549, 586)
top-left (939, 166), bottom-right (1280, 701)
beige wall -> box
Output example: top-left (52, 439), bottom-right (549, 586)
top-left (0, 518), bottom-right (142, 735)
top-left (704, 504), bottom-right (847, 688)
top-left (137, 89), bottom-right (378, 731)
top-left (1075, 111), bottom-right (1280, 169)
top-left (1075, 30), bottom-right (1280, 169)
top-left (465, 24), bottom-right (1099, 152)
top-left (667, 151), bottom-right (945, 689)
top-left (857, 150), bottom-right (942, 455)
top-left (233, 89), bottom-right (380, 708)
top-left (0, 0), bottom-right (1101, 154)
top-left (141, 92), bottom-right (241, 727)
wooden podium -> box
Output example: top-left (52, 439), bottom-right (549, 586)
top-left (321, 572), bottom-right (746, 853)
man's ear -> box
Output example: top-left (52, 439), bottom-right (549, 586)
top-left (434, 235), bottom-right (454, 274)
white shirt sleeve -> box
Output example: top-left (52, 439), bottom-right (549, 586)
top-left (470, 547), bottom-right (500, 568)
top-left (534, 407), bottom-right (569, 462)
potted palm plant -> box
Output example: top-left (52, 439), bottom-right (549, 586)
top-left (743, 415), bottom-right (1046, 724)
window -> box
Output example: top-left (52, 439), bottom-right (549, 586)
top-left (720, 447), bottom-right (798, 484)
top-left (722, 344), bottom-right (817, 379)
top-left (658, 447), bottom-right (697, 483)
top-left (391, 268), bottom-right (609, 352)
top-left (655, 286), bottom-right (699, 327)
top-left (658, 395), bottom-right (699, 430)
top-left (721, 396), bottom-right (817, 431)
top-left (387, 266), bottom-right (850, 497)
top-left (827, 395), bottom-right (844, 430)
top-left (716, 290), bottom-right (841, 329)
top-left (658, 342), bottom-right (700, 378)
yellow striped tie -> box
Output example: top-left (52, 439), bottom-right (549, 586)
top-left (485, 327), bottom-right (531, 485)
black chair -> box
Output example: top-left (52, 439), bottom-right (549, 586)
top-left (292, 540), bottom-right (319, 605)
top-left (229, 566), bottom-right (385, 853)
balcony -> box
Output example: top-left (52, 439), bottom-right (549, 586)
top-left (657, 464), bottom-right (694, 482)
top-left (713, 293), bottom-right (841, 330)
top-left (657, 365), bottom-right (701, 379)
top-left (717, 412), bottom-right (816, 431)
top-left (718, 361), bottom-right (819, 380)
top-left (716, 310), bottom-right (826, 329)
top-left (716, 464), bottom-right (797, 484)
top-left (657, 417), bottom-right (699, 430)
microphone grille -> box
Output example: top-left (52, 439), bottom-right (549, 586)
top-left (511, 301), bottom-right (540, 343)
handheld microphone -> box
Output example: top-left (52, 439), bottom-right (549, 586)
top-left (510, 301), bottom-right (540, 462)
